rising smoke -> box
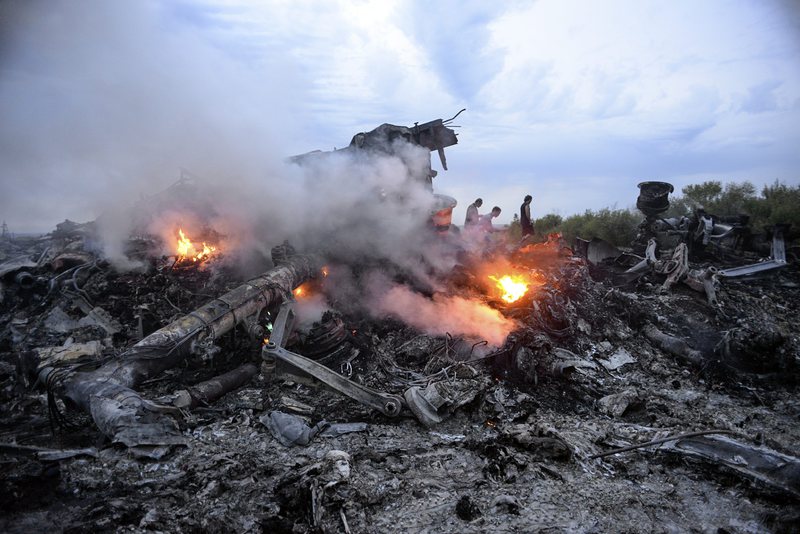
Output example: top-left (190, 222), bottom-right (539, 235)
top-left (373, 284), bottom-right (515, 346)
top-left (0, 0), bottom-right (299, 236)
top-left (0, 0), bottom-right (511, 345)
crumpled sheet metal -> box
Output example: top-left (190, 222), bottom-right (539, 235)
top-left (260, 411), bottom-right (367, 447)
top-left (87, 383), bottom-right (186, 450)
top-left (718, 224), bottom-right (788, 278)
top-left (404, 374), bottom-right (491, 428)
top-left (663, 434), bottom-right (800, 498)
top-left (0, 256), bottom-right (37, 279)
top-left (575, 237), bottom-right (623, 266)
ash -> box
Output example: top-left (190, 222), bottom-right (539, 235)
top-left (1, 221), bottom-right (799, 534)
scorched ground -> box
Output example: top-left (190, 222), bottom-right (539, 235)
top-left (1, 223), bottom-right (799, 533)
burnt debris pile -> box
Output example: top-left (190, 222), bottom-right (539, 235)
top-left (2, 177), bottom-right (800, 530)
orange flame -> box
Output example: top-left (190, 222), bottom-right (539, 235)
top-left (176, 228), bottom-right (216, 263)
top-left (489, 274), bottom-right (529, 303)
top-left (177, 229), bottom-right (193, 258)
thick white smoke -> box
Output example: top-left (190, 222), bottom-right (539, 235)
top-left (0, 0), bottom-right (298, 235)
top-left (1, 1), bottom-right (511, 345)
top-left (0, 1), bottom-right (446, 269)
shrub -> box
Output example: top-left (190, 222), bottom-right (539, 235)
top-left (548, 208), bottom-right (639, 247)
top-left (534, 213), bottom-right (563, 234)
top-left (667, 179), bottom-right (800, 231)
top-left (527, 180), bottom-right (799, 249)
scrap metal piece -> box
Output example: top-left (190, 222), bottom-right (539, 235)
top-left (0, 256), bottom-right (37, 280)
top-left (279, 396), bottom-right (314, 415)
top-left (636, 181), bottom-right (674, 217)
top-left (171, 363), bottom-right (258, 409)
top-left (694, 213), bottom-right (714, 245)
top-left (643, 324), bottom-right (704, 366)
top-left (297, 312), bottom-right (348, 357)
top-left (403, 375), bottom-right (490, 428)
top-left (35, 340), bottom-right (104, 368)
top-left (42, 253), bottom-right (323, 448)
top-left (318, 422), bottom-right (368, 438)
top-left (625, 238), bottom-right (657, 274)
top-left (244, 317), bottom-right (266, 340)
top-left (665, 434), bottom-right (800, 498)
top-left (577, 237), bottom-right (623, 265)
top-left (412, 116), bottom-right (460, 170)
top-left (270, 300), bottom-right (296, 348)
top-left (403, 383), bottom-right (448, 427)
top-left (718, 259), bottom-right (787, 278)
top-left (263, 342), bottom-right (403, 417)
top-left (79, 306), bottom-right (122, 336)
top-left (772, 224), bottom-right (787, 261)
top-left (685, 266), bottom-right (719, 306)
top-left (718, 225), bottom-right (788, 278)
top-left (14, 271), bottom-right (35, 288)
top-left (656, 242), bottom-right (690, 291)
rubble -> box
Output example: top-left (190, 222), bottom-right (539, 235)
top-left (1, 159), bottom-right (799, 532)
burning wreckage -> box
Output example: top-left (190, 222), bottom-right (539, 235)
top-left (1, 116), bottom-right (799, 532)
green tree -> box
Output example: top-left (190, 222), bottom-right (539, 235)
top-left (534, 213), bottom-right (563, 234)
top-left (674, 180), bottom-right (757, 216)
top-left (682, 181), bottom-right (723, 209)
top-left (749, 180), bottom-right (800, 231)
top-left (557, 208), bottom-right (639, 247)
top-left (714, 182), bottom-right (757, 215)
top-left (507, 213), bottom-right (522, 240)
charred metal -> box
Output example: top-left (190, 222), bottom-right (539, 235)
top-left (1, 122), bottom-right (799, 533)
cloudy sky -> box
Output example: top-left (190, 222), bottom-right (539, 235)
top-left (1, 0), bottom-right (799, 231)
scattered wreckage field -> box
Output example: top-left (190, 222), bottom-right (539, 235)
top-left (2, 217), bottom-right (799, 533)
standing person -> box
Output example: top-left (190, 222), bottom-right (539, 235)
top-left (478, 206), bottom-right (502, 233)
top-left (520, 195), bottom-right (534, 238)
top-left (465, 198), bottom-right (483, 227)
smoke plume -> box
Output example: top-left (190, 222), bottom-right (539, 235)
top-left (373, 284), bottom-right (515, 346)
top-left (0, 1), bottom-right (446, 266)
top-left (1, 1), bottom-right (515, 346)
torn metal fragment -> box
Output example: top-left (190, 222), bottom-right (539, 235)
top-left (261, 411), bottom-right (325, 447)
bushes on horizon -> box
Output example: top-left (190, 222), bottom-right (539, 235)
top-left (533, 213), bottom-right (563, 234)
top-left (667, 180), bottom-right (800, 231)
top-left (557, 208), bottom-right (639, 247)
top-left (532, 180), bottom-right (799, 248)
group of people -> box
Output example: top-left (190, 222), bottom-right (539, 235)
top-left (464, 194), bottom-right (534, 238)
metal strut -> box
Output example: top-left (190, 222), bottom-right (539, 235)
top-left (263, 342), bottom-right (404, 417)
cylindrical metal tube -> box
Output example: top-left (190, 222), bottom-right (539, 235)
top-left (53, 254), bottom-right (323, 429)
top-left (14, 271), bottom-right (35, 288)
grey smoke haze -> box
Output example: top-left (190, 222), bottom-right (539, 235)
top-left (0, 1), bottom-right (444, 272)
top-left (0, 0), bottom-right (300, 234)
top-left (0, 1), bottom-right (472, 332)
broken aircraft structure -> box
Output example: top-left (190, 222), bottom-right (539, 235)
top-left (1, 120), bottom-right (799, 532)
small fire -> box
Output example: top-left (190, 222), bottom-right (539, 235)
top-left (293, 284), bottom-right (307, 298)
top-left (489, 274), bottom-right (529, 303)
top-left (321, 266), bottom-right (329, 277)
top-left (176, 228), bottom-right (216, 263)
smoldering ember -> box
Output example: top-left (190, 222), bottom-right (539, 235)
top-left (1, 117), bottom-right (799, 533)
